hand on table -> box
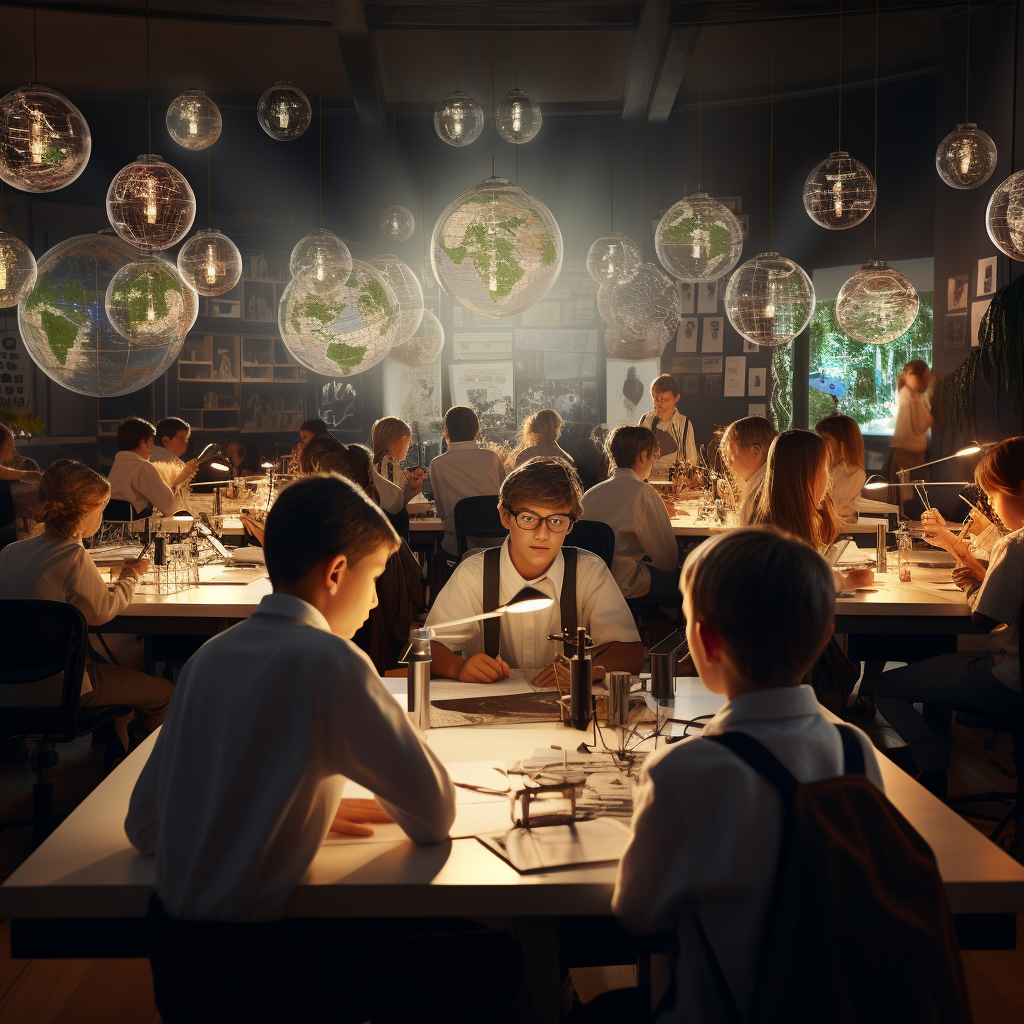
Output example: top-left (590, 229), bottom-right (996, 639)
top-left (121, 557), bottom-right (150, 580)
top-left (952, 564), bottom-right (984, 590)
top-left (842, 568), bottom-right (875, 591)
top-left (330, 798), bottom-right (394, 837)
top-left (458, 653), bottom-right (510, 683)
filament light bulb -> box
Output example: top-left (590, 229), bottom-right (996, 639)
top-left (314, 250), bottom-right (326, 282)
top-left (0, 248), bottom-right (10, 291)
top-left (451, 106), bottom-right (464, 138)
top-left (511, 102), bottom-right (522, 134)
top-left (275, 101), bottom-right (290, 129)
top-left (29, 109), bottom-right (46, 165)
top-left (204, 244), bottom-right (217, 284)
top-left (959, 142), bottom-right (972, 176)
top-left (146, 289), bottom-right (156, 321)
top-left (832, 179), bottom-right (843, 218)
top-left (145, 178), bottom-right (158, 225)
top-left (764, 279), bottom-right (777, 320)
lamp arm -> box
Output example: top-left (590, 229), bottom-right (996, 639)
top-left (912, 451), bottom-right (963, 474)
top-left (424, 608), bottom-right (507, 634)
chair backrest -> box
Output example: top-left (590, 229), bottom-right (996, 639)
top-left (103, 498), bottom-right (141, 523)
top-left (568, 520), bottom-right (615, 569)
top-left (453, 495), bottom-right (506, 557)
top-left (0, 600), bottom-right (88, 740)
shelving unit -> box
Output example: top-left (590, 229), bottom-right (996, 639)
top-left (241, 337), bottom-right (307, 382)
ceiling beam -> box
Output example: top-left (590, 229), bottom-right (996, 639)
top-left (327, 0), bottom-right (385, 127)
top-left (620, 0), bottom-right (668, 119)
top-left (648, 24), bottom-right (699, 121)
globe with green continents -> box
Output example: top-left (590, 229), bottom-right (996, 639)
top-left (430, 176), bottom-right (562, 319)
top-left (654, 192), bottom-right (744, 283)
top-left (17, 232), bottom-right (185, 397)
top-left (279, 259), bottom-right (400, 376)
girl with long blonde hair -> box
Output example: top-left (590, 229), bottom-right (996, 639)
top-left (815, 415), bottom-right (867, 524)
top-left (369, 416), bottom-right (425, 512)
top-left (507, 408), bottom-right (574, 470)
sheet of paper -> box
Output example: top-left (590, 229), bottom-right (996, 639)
top-left (676, 317), bottom-right (698, 351)
top-left (204, 566), bottom-right (268, 584)
top-left (748, 403), bottom-right (766, 417)
top-left (724, 356), bottom-right (746, 396)
top-left (480, 818), bottom-right (633, 872)
top-left (700, 316), bottom-right (724, 352)
top-left (748, 366), bottom-right (767, 396)
top-left (701, 355), bottom-right (722, 375)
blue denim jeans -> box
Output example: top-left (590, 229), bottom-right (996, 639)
top-left (874, 652), bottom-right (1022, 772)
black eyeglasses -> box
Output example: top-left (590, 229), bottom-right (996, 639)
top-left (507, 507), bottom-right (575, 533)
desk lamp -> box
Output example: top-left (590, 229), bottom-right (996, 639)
top-left (399, 587), bottom-right (554, 730)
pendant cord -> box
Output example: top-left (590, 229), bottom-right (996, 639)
top-left (490, 1), bottom-right (495, 179)
top-left (873, 0), bottom-right (879, 261)
top-left (965, 0), bottom-right (971, 122)
top-left (697, 40), bottom-right (702, 192)
top-left (319, 26), bottom-right (323, 228)
top-left (32, 1), bottom-right (38, 83)
top-left (456, 31), bottom-right (460, 92)
top-left (515, 27), bottom-right (519, 184)
top-left (392, 39), bottom-right (397, 206)
top-left (769, 21), bottom-right (775, 250)
top-left (609, 31), bottom-right (614, 231)
top-left (206, 147), bottom-right (211, 228)
top-left (191, 21), bottom-right (196, 89)
top-left (1, 180), bottom-right (5, 232)
top-left (281, 20), bottom-right (287, 81)
top-left (837, 0), bottom-right (843, 150)
top-left (145, 0), bottom-right (151, 154)
top-left (421, 31), bottom-right (426, 259)
top-left (643, 105), bottom-right (648, 262)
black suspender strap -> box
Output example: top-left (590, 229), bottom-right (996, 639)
top-left (560, 547), bottom-right (578, 657)
top-left (482, 547), bottom-right (501, 659)
top-left (837, 724), bottom-right (866, 776)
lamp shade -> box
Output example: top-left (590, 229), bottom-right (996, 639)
top-left (434, 90), bottom-right (484, 147)
top-left (724, 252), bottom-right (815, 348)
top-left (835, 260), bottom-right (919, 345)
top-left (655, 193), bottom-right (744, 282)
top-left (257, 82), bottom-right (311, 141)
top-left (803, 151), bottom-right (876, 230)
top-left (935, 123), bottom-right (997, 190)
top-left (177, 227), bottom-right (242, 297)
top-left (380, 205), bottom-right (415, 242)
top-left (0, 232), bottom-right (37, 308)
top-left (586, 230), bottom-right (640, 286)
top-left (0, 84), bottom-right (91, 193)
top-left (106, 154), bottom-right (196, 252)
top-left (986, 170), bottom-right (1024, 261)
top-left (495, 89), bottom-right (542, 144)
top-left (165, 89), bottom-right (222, 150)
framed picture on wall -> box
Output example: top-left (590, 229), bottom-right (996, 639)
top-left (947, 275), bottom-right (968, 311)
top-left (678, 281), bottom-right (695, 315)
top-left (697, 279), bottom-right (719, 314)
top-left (977, 256), bottom-right (997, 297)
top-left (944, 314), bottom-right (966, 348)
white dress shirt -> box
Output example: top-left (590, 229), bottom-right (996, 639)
top-left (640, 409), bottom-right (698, 474)
top-left (582, 468), bottom-right (678, 598)
top-left (124, 593), bottom-right (456, 922)
top-left (373, 467), bottom-right (407, 514)
top-left (427, 441), bottom-right (507, 555)
top-left (425, 538), bottom-right (640, 669)
top-left (889, 387), bottom-right (929, 453)
top-left (737, 462), bottom-right (766, 526)
top-left (108, 450), bottom-right (180, 516)
top-left (830, 462), bottom-right (866, 524)
top-left (973, 528), bottom-right (1024, 691)
top-left (0, 530), bottom-right (138, 697)
top-left (612, 685), bottom-right (884, 1024)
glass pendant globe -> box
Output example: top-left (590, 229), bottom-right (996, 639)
top-left (257, 82), bottom-right (311, 141)
top-left (936, 123), bottom-right (997, 190)
top-left (724, 252), bottom-right (815, 348)
top-left (0, 84), bottom-right (91, 193)
top-left (597, 285), bottom-right (634, 334)
top-left (412, 256), bottom-right (439, 295)
top-left (289, 228), bottom-right (353, 293)
top-left (985, 170), bottom-right (1024, 261)
top-left (390, 309), bottom-right (444, 366)
top-left (106, 154), bottom-right (196, 252)
top-left (105, 256), bottom-right (197, 347)
top-left (835, 260), bottom-right (919, 346)
top-left (587, 230), bottom-right (641, 286)
top-left (803, 151), bottom-right (876, 230)
top-left (369, 253), bottom-right (424, 342)
top-left (0, 232), bottom-right (37, 308)
top-left (495, 88), bottom-right (542, 144)
top-left (165, 89), bottom-right (222, 150)
top-left (177, 227), bottom-right (242, 297)
top-left (434, 90), bottom-right (484, 147)
top-left (604, 325), bottom-right (669, 361)
top-left (279, 259), bottom-right (400, 377)
top-left (655, 193), bottom-right (744, 282)
top-left (431, 176), bottom-right (562, 319)
top-left (380, 205), bottom-right (415, 242)
top-left (611, 263), bottom-right (681, 342)
top-left (18, 232), bottom-right (185, 397)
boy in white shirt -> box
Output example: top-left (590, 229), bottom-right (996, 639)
top-left (426, 457), bottom-right (643, 685)
top-left (639, 373), bottom-right (698, 477)
top-left (148, 416), bottom-right (191, 467)
top-left (720, 415), bottom-right (775, 525)
top-left (582, 426), bottom-right (679, 603)
top-left (611, 528), bottom-right (883, 1023)
top-left (107, 417), bottom-right (194, 517)
top-left (428, 405), bottom-right (507, 556)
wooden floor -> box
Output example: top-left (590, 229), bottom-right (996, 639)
top-left (0, 713), bottom-right (1020, 1022)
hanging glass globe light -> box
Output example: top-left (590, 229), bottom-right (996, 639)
top-left (279, 259), bottom-right (400, 377)
top-left (18, 232), bottom-right (185, 397)
top-left (835, 260), bottom-right (919, 345)
top-left (289, 228), bottom-right (353, 293)
top-left (177, 227), bottom-right (242, 297)
top-left (431, 176), bottom-right (562, 318)
top-left (165, 88), bottom-right (222, 151)
top-left (390, 309), bottom-right (445, 366)
top-left (434, 90), bottom-right (484, 147)
top-left (655, 193), bottom-right (744, 282)
top-left (603, 325), bottom-right (669, 361)
top-left (936, 123), bottom-right (997, 190)
top-left (369, 253), bottom-right (424, 343)
top-left (0, 232), bottom-right (36, 308)
top-left (495, 88), bottom-right (542, 144)
top-left (380, 205), bottom-right (415, 242)
top-left (106, 154), bottom-right (196, 252)
top-left (257, 82), bottom-right (311, 141)
top-left (724, 252), bottom-right (815, 348)
top-left (803, 151), bottom-right (876, 230)
top-left (105, 256), bottom-right (197, 347)
top-left (610, 263), bottom-right (681, 342)
top-left (0, 84), bottom-right (91, 193)
top-left (586, 230), bottom-right (641, 286)
top-left (986, 170), bottom-right (1024, 261)
top-left (412, 255), bottom-right (438, 295)
top-left (596, 285), bottom-right (634, 334)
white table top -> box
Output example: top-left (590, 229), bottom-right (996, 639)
top-left (2, 678), bottom-right (1021, 921)
top-left (671, 515), bottom-right (894, 538)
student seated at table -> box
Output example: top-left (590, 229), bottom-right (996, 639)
top-left (0, 460), bottom-right (172, 749)
top-left (126, 475), bottom-right (518, 1023)
top-left (610, 528), bottom-right (884, 1024)
top-left (108, 417), bottom-right (194, 519)
top-left (875, 437), bottom-right (1024, 797)
top-left (0, 423), bottom-right (41, 550)
top-left (815, 414), bottom-right (866, 524)
top-left (370, 415), bottom-right (426, 514)
top-left (428, 405), bottom-right (507, 558)
top-left (288, 418), bottom-right (330, 473)
top-left (224, 437), bottom-right (265, 478)
top-left (148, 416), bottom-right (191, 467)
top-left (581, 426), bottom-right (679, 604)
top-left (639, 373), bottom-right (698, 477)
top-left (720, 415), bottom-right (775, 525)
top-left (426, 457), bottom-right (643, 685)
top-left (506, 408), bottom-right (575, 470)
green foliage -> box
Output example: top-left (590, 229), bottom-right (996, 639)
top-left (326, 341), bottom-right (368, 375)
top-left (0, 409), bottom-right (45, 435)
top-left (41, 309), bottom-right (79, 364)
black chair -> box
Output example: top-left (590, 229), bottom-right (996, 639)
top-left (385, 505), bottom-right (410, 542)
top-left (568, 520), bottom-right (615, 570)
top-left (104, 498), bottom-right (151, 522)
top-left (453, 495), bottom-right (506, 558)
top-left (0, 600), bottom-right (131, 847)
top-left (945, 711), bottom-right (1022, 861)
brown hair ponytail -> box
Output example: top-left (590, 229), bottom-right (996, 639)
top-left (34, 460), bottom-right (110, 538)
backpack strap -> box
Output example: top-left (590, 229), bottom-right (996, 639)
top-left (703, 732), bottom-right (800, 806)
top-left (837, 724), bottom-right (866, 776)
top-left (482, 547), bottom-right (501, 659)
top-left (560, 547), bottom-right (578, 657)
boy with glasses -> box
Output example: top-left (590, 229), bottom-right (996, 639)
top-left (426, 457), bottom-right (643, 685)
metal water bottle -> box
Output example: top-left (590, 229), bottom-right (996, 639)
top-left (569, 626), bottom-right (592, 731)
top-left (400, 627), bottom-right (433, 731)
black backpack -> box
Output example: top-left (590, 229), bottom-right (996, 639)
top-left (697, 725), bottom-right (973, 1024)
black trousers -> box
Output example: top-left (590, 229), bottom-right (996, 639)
top-left (147, 894), bottom-right (523, 1024)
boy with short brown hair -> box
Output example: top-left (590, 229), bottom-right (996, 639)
top-left (721, 415), bottom-right (776, 525)
top-left (426, 456), bottom-right (643, 684)
top-left (639, 373), bottom-right (698, 475)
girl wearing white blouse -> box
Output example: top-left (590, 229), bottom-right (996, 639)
top-left (370, 416), bottom-right (426, 514)
top-left (815, 414), bottom-right (867, 524)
